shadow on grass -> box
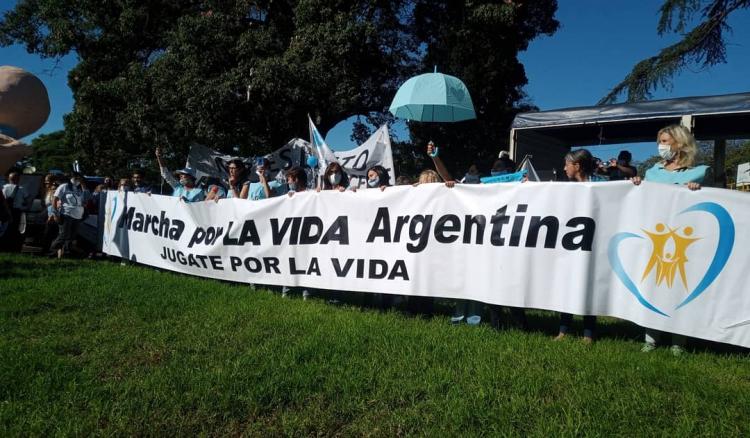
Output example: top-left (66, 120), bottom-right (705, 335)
top-left (0, 253), bottom-right (84, 280)
top-left (299, 293), bottom-right (750, 356)
top-left (3, 253), bottom-right (747, 357)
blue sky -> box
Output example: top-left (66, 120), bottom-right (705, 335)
top-left (2, 1), bottom-right (749, 163)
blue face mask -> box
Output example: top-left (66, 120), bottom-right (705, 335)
top-left (367, 177), bottom-right (380, 188)
top-left (463, 174), bottom-right (481, 184)
top-left (287, 182), bottom-right (297, 192)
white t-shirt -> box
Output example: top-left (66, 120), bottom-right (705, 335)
top-left (2, 183), bottom-right (29, 210)
top-left (54, 182), bottom-right (89, 219)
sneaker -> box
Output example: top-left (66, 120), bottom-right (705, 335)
top-left (450, 315), bottom-right (465, 325)
top-left (670, 345), bottom-right (685, 356)
top-left (641, 343), bottom-right (656, 353)
top-left (302, 289), bottom-right (310, 301)
top-left (466, 315), bottom-right (481, 326)
top-left (582, 336), bottom-right (594, 345)
top-left (281, 286), bottom-right (290, 298)
top-left (553, 333), bottom-right (566, 342)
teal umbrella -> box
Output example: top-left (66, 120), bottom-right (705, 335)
top-left (389, 69), bottom-right (476, 122)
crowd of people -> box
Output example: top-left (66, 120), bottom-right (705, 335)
top-left (1, 125), bottom-right (711, 353)
top-left (0, 169), bottom-right (153, 257)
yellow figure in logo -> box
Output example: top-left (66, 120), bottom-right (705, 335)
top-left (642, 224), bottom-right (699, 290)
top-left (669, 226), bottom-right (699, 290)
top-left (641, 223), bottom-right (671, 284)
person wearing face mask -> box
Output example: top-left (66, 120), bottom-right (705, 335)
top-left (366, 165), bottom-right (390, 191)
top-left (461, 164), bottom-right (481, 184)
top-left (360, 164), bottom-right (395, 310)
top-left (279, 166), bottom-right (310, 299)
top-left (49, 171), bottom-right (91, 258)
top-left (554, 149), bottom-right (602, 344)
top-left (632, 125), bottom-right (707, 355)
top-left (284, 166), bottom-right (308, 196)
top-left (247, 158), bottom-right (282, 201)
top-left (155, 147), bottom-right (205, 202)
top-left (319, 162), bottom-right (350, 192)
top-left (632, 124), bottom-right (708, 190)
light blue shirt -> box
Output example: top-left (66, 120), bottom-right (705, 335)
top-left (645, 164), bottom-right (708, 185)
top-left (225, 180), bottom-right (249, 199)
top-left (248, 180), bottom-right (283, 200)
top-left (172, 185), bottom-right (206, 202)
top-left (160, 166), bottom-right (206, 202)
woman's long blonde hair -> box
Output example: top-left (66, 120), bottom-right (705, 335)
top-left (657, 124), bottom-right (698, 167)
top-left (418, 169), bottom-right (441, 184)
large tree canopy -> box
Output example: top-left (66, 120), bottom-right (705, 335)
top-left (1, 0), bottom-right (558, 176)
top-left (600, 0), bottom-right (750, 105)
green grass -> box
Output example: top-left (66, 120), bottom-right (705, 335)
top-left (1, 254), bottom-right (749, 436)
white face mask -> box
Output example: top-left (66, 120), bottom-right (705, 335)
top-left (329, 173), bottom-right (342, 185)
top-left (367, 176), bottom-right (380, 188)
top-left (658, 143), bottom-right (676, 160)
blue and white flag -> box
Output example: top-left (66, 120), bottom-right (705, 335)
top-left (307, 116), bottom-right (338, 171)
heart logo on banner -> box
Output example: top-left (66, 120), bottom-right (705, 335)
top-left (104, 195), bottom-right (117, 242)
top-left (607, 202), bottom-right (735, 317)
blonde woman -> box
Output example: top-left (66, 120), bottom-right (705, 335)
top-left (633, 125), bottom-right (707, 355)
top-left (632, 124), bottom-right (708, 189)
top-left (413, 169), bottom-right (441, 185)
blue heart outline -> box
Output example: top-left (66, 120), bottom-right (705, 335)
top-left (608, 232), bottom-right (669, 317)
top-left (111, 196), bottom-right (118, 223)
top-left (675, 202), bottom-right (734, 309)
top-left (608, 202), bottom-right (734, 315)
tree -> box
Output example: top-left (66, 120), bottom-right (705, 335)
top-left (407, 1), bottom-right (558, 174)
top-left (1, 1), bottom-right (559, 177)
top-left (28, 130), bottom-right (77, 173)
top-left (725, 140), bottom-right (750, 182)
top-left (599, 0), bottom-right (750, 104)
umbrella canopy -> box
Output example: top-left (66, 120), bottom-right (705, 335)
top-left (389, 71), bottom-right (476, 122)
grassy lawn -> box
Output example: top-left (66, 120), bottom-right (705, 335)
top-left (1, 254), bottom-right (749, 436)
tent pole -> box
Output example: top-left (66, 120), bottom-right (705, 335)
top-left (713, 138), bottom-right (727, 188)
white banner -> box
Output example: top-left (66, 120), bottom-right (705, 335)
top-left (185, 125), bottom-right (396, 190)
top-left (102, 182), bottom-right (750, 348)
top-left (334, 125), bottom-right (396, 189)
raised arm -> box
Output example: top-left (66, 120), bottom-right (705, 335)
top-left (427, 141), bottom-right (454, 182)
top-left (155, 147), bottom-right (179, 189)
top-left (258, 171), bottom-right (272, 199)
